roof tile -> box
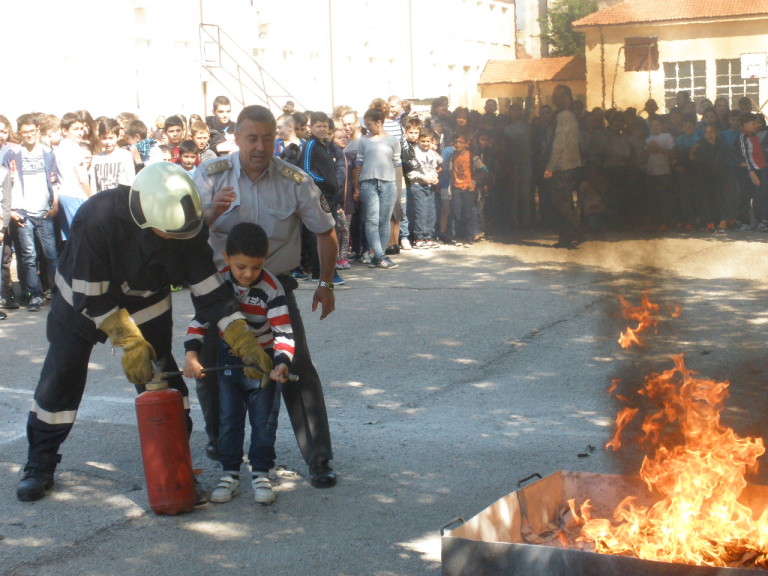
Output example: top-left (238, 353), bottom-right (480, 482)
top-left (573, 0), bottom-right (768, 27)
top-left (479, 56), bottom-right (586, 85)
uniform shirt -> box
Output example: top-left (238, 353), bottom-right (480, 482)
top-left (185, 267), bottom-right (295, 367)
top-left (52, 186), bottom-right (243, 343)
top-left (194, 153), bottom-right (335, 275)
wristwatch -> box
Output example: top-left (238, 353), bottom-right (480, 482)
top-left (317, 280), bottom-right (335, 291)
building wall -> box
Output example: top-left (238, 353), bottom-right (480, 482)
top-left (2, 0), bottom-right (516, 125)
top-left (581, 18), bottom-right (768, 112)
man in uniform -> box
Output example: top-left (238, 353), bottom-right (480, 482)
top-left (194, 104), bottom-right (339, 488)
top-left (16, 163), bottom-right (270, 502)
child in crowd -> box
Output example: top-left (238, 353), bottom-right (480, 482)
top-left (157, 145), bottom-right (173, 163)
top-left (163, 115), bottom-right (186, 164)
top-left (39, 114), bottom-right (61, 149)
top-left (737, 112), bottom-right (768, 229)
top-left (178, 139), bottom-right (199, 176)
top-left (184, 222), bottom-right (293, 505)
top-left (124, 119), bottom-right (160, 169)
top-left (644, 116), bottom-right (675, 228)
top-left (55, 112), bottom-right (92, 240)
top-left (406, 127), bottom-right (442, 248)
top-left (91, 118), bottom-right (136, 192)
top-left (690, 124), bottom-right (740, 232)
top-left (190, 121), bottom-right (217, 162)
top-left (332, 127), bottom-right (355, 270)
top-left (448, 133), bottom-right (477, 246)
top-left (673, 113), bottom-right (701, 228)
top-left (299, 111), bottom-right (344, 285)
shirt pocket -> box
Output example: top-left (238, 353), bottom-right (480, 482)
top-left (261, 208), bottom-right (294, 244)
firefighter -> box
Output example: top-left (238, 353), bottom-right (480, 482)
top-left (17, 163), bottom-right (271, 502)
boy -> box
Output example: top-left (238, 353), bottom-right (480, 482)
top-left (737, 112), bottom-right (768, 229)
top-left (178, 139), bottom-right (199, 176)
top-left (190, 121), bottom-right (217, 162)
top-left (92, 118), bottom-right (136, 192)
top-left (406, 126), bottom-right (442, 248)
top-left (299, 111), bottom-right (344, 285)
top-left (644, 116), bottom-right (675, 228)
top-left (448, 133), bottom-right (477, 246)
top-left (125, 118), bottom-right (162, 169)
top-left (54, 112), bottom-right (92, 240)
top-left (184, 222), bottom-right (294, 505)
top-left (206, 95), bottom-right (237, 156)
top-left (3, 114), bottom-right (59, 312)
top-left (673, 114), bottom-right (701, 228)
top-left (163, 115), bottom-right (186, 164)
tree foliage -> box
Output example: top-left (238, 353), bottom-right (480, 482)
top-left (539, 0), bottom-right (598, 57)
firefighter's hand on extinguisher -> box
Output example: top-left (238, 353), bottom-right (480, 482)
top-left (222, 319), bottom-right (273, 380)
top-left (100, 308), bottom-right (157, 385)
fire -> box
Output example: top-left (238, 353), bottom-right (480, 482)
top-left (576, 352), bottom-right (768, 567)
top-left (617, 293), bottom-right (660, 349)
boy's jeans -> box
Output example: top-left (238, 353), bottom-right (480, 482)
top-left (408, 182), bottom-right (436, 239)
top-left (13, 213), bottom-right (59, 298)
top-left (450, 187), bottom-right (478, 241)
top-left (217, 341), bottom-right (280, 473)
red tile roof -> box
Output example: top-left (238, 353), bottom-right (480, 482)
top-left (573, 0), bottom-right (768, 27)
top-left (479, 56), bottom-right (585, 85)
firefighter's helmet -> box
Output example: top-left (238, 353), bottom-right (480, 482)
top-left (129, 163), bottom-right (204, 239)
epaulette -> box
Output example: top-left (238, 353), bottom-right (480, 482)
top-left (279, 165), bottom-right (304, 184)
top-left (206, 158), bottom-right (232, 176)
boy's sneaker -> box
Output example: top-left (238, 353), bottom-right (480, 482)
top-left (427, 239), bottom-right (442, 248)
top-left (252, 473), bottom-right (276, 504)
top-left (332, 273), bottom-right (346, 286)
top-left (399, 237), bottom-right (412, 250)
top-left (1, 295), bottom-right (19, 309)
top-left (210, 474), bottom-right (240, 503)
top-left (413, 239), bottom-right (430, 249)
top-left (336, 259), bottom-right (351, 270)
top-left (361, 251), bottom-right (374, 264)
top-left (0, 310), bottom-right (6, 320)
top-left (27, 296), bottom-right (43, 312)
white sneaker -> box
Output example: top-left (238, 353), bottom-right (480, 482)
top-left (400, 237), bottom-right (412, 250)
top-left (361, 250), bottom-right (373, 264)
top-left (252, 473), bottom-right (276, 504)
top-left (210, 474), bottom-right (240, 503)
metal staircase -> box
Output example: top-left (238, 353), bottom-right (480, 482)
top-left (199, 24), bottom-right (304, 112)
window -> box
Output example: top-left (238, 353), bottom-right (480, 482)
top-left (716, 58), bottom-right (759, 109)
top-left (663, 60), bottom-right (706, 110)
top-left (624, 37), bottom-right (658, 72)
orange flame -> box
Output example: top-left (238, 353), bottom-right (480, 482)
top-left (579, 354), bottom-right (768, 566)
top-left (617, 293), bottom-right (662, 349)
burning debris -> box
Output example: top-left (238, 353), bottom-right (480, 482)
top-left (572, 295), bottom-right (768, 569)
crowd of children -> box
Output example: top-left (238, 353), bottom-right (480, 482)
top-left (3, 91), bottom-right (768, 316)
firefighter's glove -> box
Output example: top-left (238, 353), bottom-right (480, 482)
top-left (100, 308), bottom-right (157, 386)
top-left (222, 319), bottom-right (273, 384)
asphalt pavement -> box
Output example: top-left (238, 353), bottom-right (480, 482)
top-left (2, 229), bottom-right (768, 576)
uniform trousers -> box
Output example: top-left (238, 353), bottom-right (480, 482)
top-left (25, 309), bottom-right (190, 471)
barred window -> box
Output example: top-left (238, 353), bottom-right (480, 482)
top-left (663, 60), bottom-right (706, 110)
top-left (625, 37), bottom-right (658, 72)
top-left (716, 58), bottom-right (759, 109)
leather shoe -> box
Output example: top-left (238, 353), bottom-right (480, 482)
top-left (309, 461), bottom-right (337, 488)
top-left (205, 441), bottom-right (219, 461)
top-left (17, 467), bottom-right (55, 501)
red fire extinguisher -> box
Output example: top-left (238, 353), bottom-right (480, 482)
top-left (135, 380), bottom-right (196, 515)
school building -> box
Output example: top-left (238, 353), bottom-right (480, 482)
top-left (572, 0), bottom-right (768, 112)
top-left (4, 0), bottom-right (518, 121)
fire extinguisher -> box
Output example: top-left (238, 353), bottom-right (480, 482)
top-left (135, 380), bottom-right (196, 515)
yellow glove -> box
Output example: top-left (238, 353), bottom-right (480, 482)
top-left (100, 309), bottom-right (157, 386)
top-left (222, 319), bottom-right (273, 385)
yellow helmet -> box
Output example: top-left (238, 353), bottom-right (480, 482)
top-left (129, 163), bottom-right (204, 239)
